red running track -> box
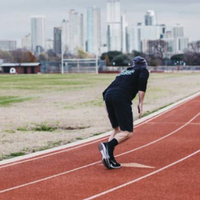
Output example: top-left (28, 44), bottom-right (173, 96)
top-left (0, 95), bottom-right (200, 200)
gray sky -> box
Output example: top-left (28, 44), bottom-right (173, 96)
top-left (0, 0), bottom-right (200, 47)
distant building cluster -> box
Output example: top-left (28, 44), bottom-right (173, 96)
top-left (0, 0), bottom-right (191, 57)
top-left (132, 10), bottom-right (189, 56)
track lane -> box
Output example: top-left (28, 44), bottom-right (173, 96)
top-left (86, 151), bottom-right (200, 200)
top-left (0, 116), bottom-right (195, 191)
top-left (0, 95), bottom-right (199, 199)
top-left (0, 114), bottom-right (200, 199)
top-left (1, 93), bottom-right (199, 169)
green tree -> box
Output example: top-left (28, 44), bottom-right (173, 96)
top-left (131, 50), bottom-right (145, 57)
top-left (171, 54), bottom-right (184, 62)
top-left (37, 53), bottom-right (47, 62)
top-left (100, 51), bottom-right (122, 66)
top-left (112, 54), bottom-right (132, 66)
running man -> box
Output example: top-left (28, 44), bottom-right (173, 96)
top-left (99, 56), bottom-right (149, 169)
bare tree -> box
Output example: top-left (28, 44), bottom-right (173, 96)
top-left (148, 40), bottom-right (168, 65)
top-left (189, 41), bottom-right (200, 54)
top-left (185, 41), bottom-right (200, 65)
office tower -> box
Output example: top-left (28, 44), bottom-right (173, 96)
top-left (165, 30), bottom-right (173, 38)
top-left (69, 9), bottom-right (84, 54)
top-left (178, 37), bottom-right (189, 52)
top-left (132, 23), bottom-right (165, 52)
top-left (121, 12), bottom-right (129, 53)
top-left (173, 24), bottom-right (184, 38)
top-left (54, 27), bottom-right (62, 55)
top-left (87, 6), bottom-right (101, 55)
top-left (171, 24), bottom-right (188, 53)
top-left (21, 34), bottom-right (31, 50)
top-left (164, 38), bottom-right (175, 54)
top-left (61, 19), bottom-right (70, 54)
top-left (31, 15), bottom-right (46, 54)
top-left (0, 40), bottom-right (17, 51)
top-left (145, 10), bottom-right (157, 26)
top-left (107, 0), bottom-right (121, 51)
top-left (46, 39), bottom-right (54, 50)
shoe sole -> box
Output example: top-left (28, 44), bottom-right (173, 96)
top-left (98, 143), bottom-right (111, 169)
top-left (110, 164), bottom-right (121, 169)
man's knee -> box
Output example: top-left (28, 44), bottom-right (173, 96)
top-left (127, 131), bottom-right (133, 139)
top-left (123, 131), bottom-right (133, 140)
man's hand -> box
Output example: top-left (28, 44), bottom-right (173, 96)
top-left (138, 103), bottom-right (143, 119)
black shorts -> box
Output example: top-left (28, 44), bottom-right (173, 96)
top-left (104, 92), bottom-right (133, 132)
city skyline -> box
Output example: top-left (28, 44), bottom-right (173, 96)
top-left (0, 0), bottom-right (200, 47)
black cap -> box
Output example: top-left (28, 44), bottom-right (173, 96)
top-left (133, 56), bottom-right (148, 68)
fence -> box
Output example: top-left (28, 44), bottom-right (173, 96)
top-left (40, 61), bottom-right (200, 74)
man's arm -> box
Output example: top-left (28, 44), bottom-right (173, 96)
top-left (138, 91), bottom-right (146, 119)
top-left (137, 68), bottom-right (149, 119)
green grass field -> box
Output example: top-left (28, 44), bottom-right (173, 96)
top-left (1, 72), bottom-right (200, 160)
top-left (1, 72), bottom-right (200, 105)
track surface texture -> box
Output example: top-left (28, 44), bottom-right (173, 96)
top-left (0, 95), bottom-right (200, 200)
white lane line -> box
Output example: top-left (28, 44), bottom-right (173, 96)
top-left (115, 112), bottom-right (200, 159)
top-left (0, 111), bottom-right (175, 169)
top-left (0, 161), bottom-right (100, 194)
top-left (84, 149), bottom-right (200, 200)
top-left (0, 137), bottom-right (107, 170)
top-left (0, 112), bottom-right (199, 194)
top-left (1, 93), bottom-right (199, 169)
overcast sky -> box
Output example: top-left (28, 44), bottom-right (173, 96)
top-left (0, 0), bottom-right (200, 47)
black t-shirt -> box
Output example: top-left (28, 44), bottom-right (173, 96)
top-left (103, 66), bottom-right (149, 101)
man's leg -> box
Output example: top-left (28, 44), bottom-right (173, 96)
top-left (107, 131), bottom-right (133, 160)
top-left (113, 130), bottom-right (133, 144)
top-left (106, 95), bottom-right (133, 168)
top-left (108, 127), bottom-right (121, 141)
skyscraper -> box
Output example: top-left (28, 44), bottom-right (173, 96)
top-left (121, 12), bottom-right (129, 53)
top-left (21, 34), bottom-right (31, 50)
top-left (132, 23), bottom-right (165, 52)
top-left (31, 15), bottom-right (46, 54)
top-left (87, 6), bottom-right (101, 55)
top-left (173, 24), bottom-right (184, 38)
top-left (46, 39), bottom-right (54, 50)
top-left (107, 0), bottom-right (121, 51)
top-left (54, 27), bottom-right (62, 55)
top-left (145, 10), bottom-right (157, 26)
top-left (61, 19), bottom-right (70, 54)
top-left (69, 10), bottom-right (84, 54)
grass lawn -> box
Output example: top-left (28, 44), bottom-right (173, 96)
top-left (1, 72), bottom-right (200, 160)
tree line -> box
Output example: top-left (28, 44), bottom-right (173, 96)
top-left (101, 40), bottom-right (200, 66)
top-left (0, 40), bottom-right (200, 66)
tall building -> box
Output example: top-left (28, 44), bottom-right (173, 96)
top-left (145, 10), bottom-right (157, 26)
top-left (0, 40), bottom-right (17, 51)
top-left (69, 9), bottom-right (84, 54)
top-left (132, 23), bottom-right (165, 52)
top-left (21, 34), bottom-right (31, 50)
top-left (107, 0), bottom-right (121, 51)
top-left (121, 12), bottom-right (129, 53)
top-left (31, 15), bottom-right (46, 54)
top-left (87, 6), bottom-right (101, 55)
top-left (173, 24), bottom-right (184, 38)
top-left (163, 24), bottom-right (189, 54)
top-left (61, 19), bottom-right (70, 54)
top-left (46, 39), bottom-right (54, 50)
top-left (178, 37), bottom-right (189, 52)
top-left (54, 27), bottom-right (62, 55)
